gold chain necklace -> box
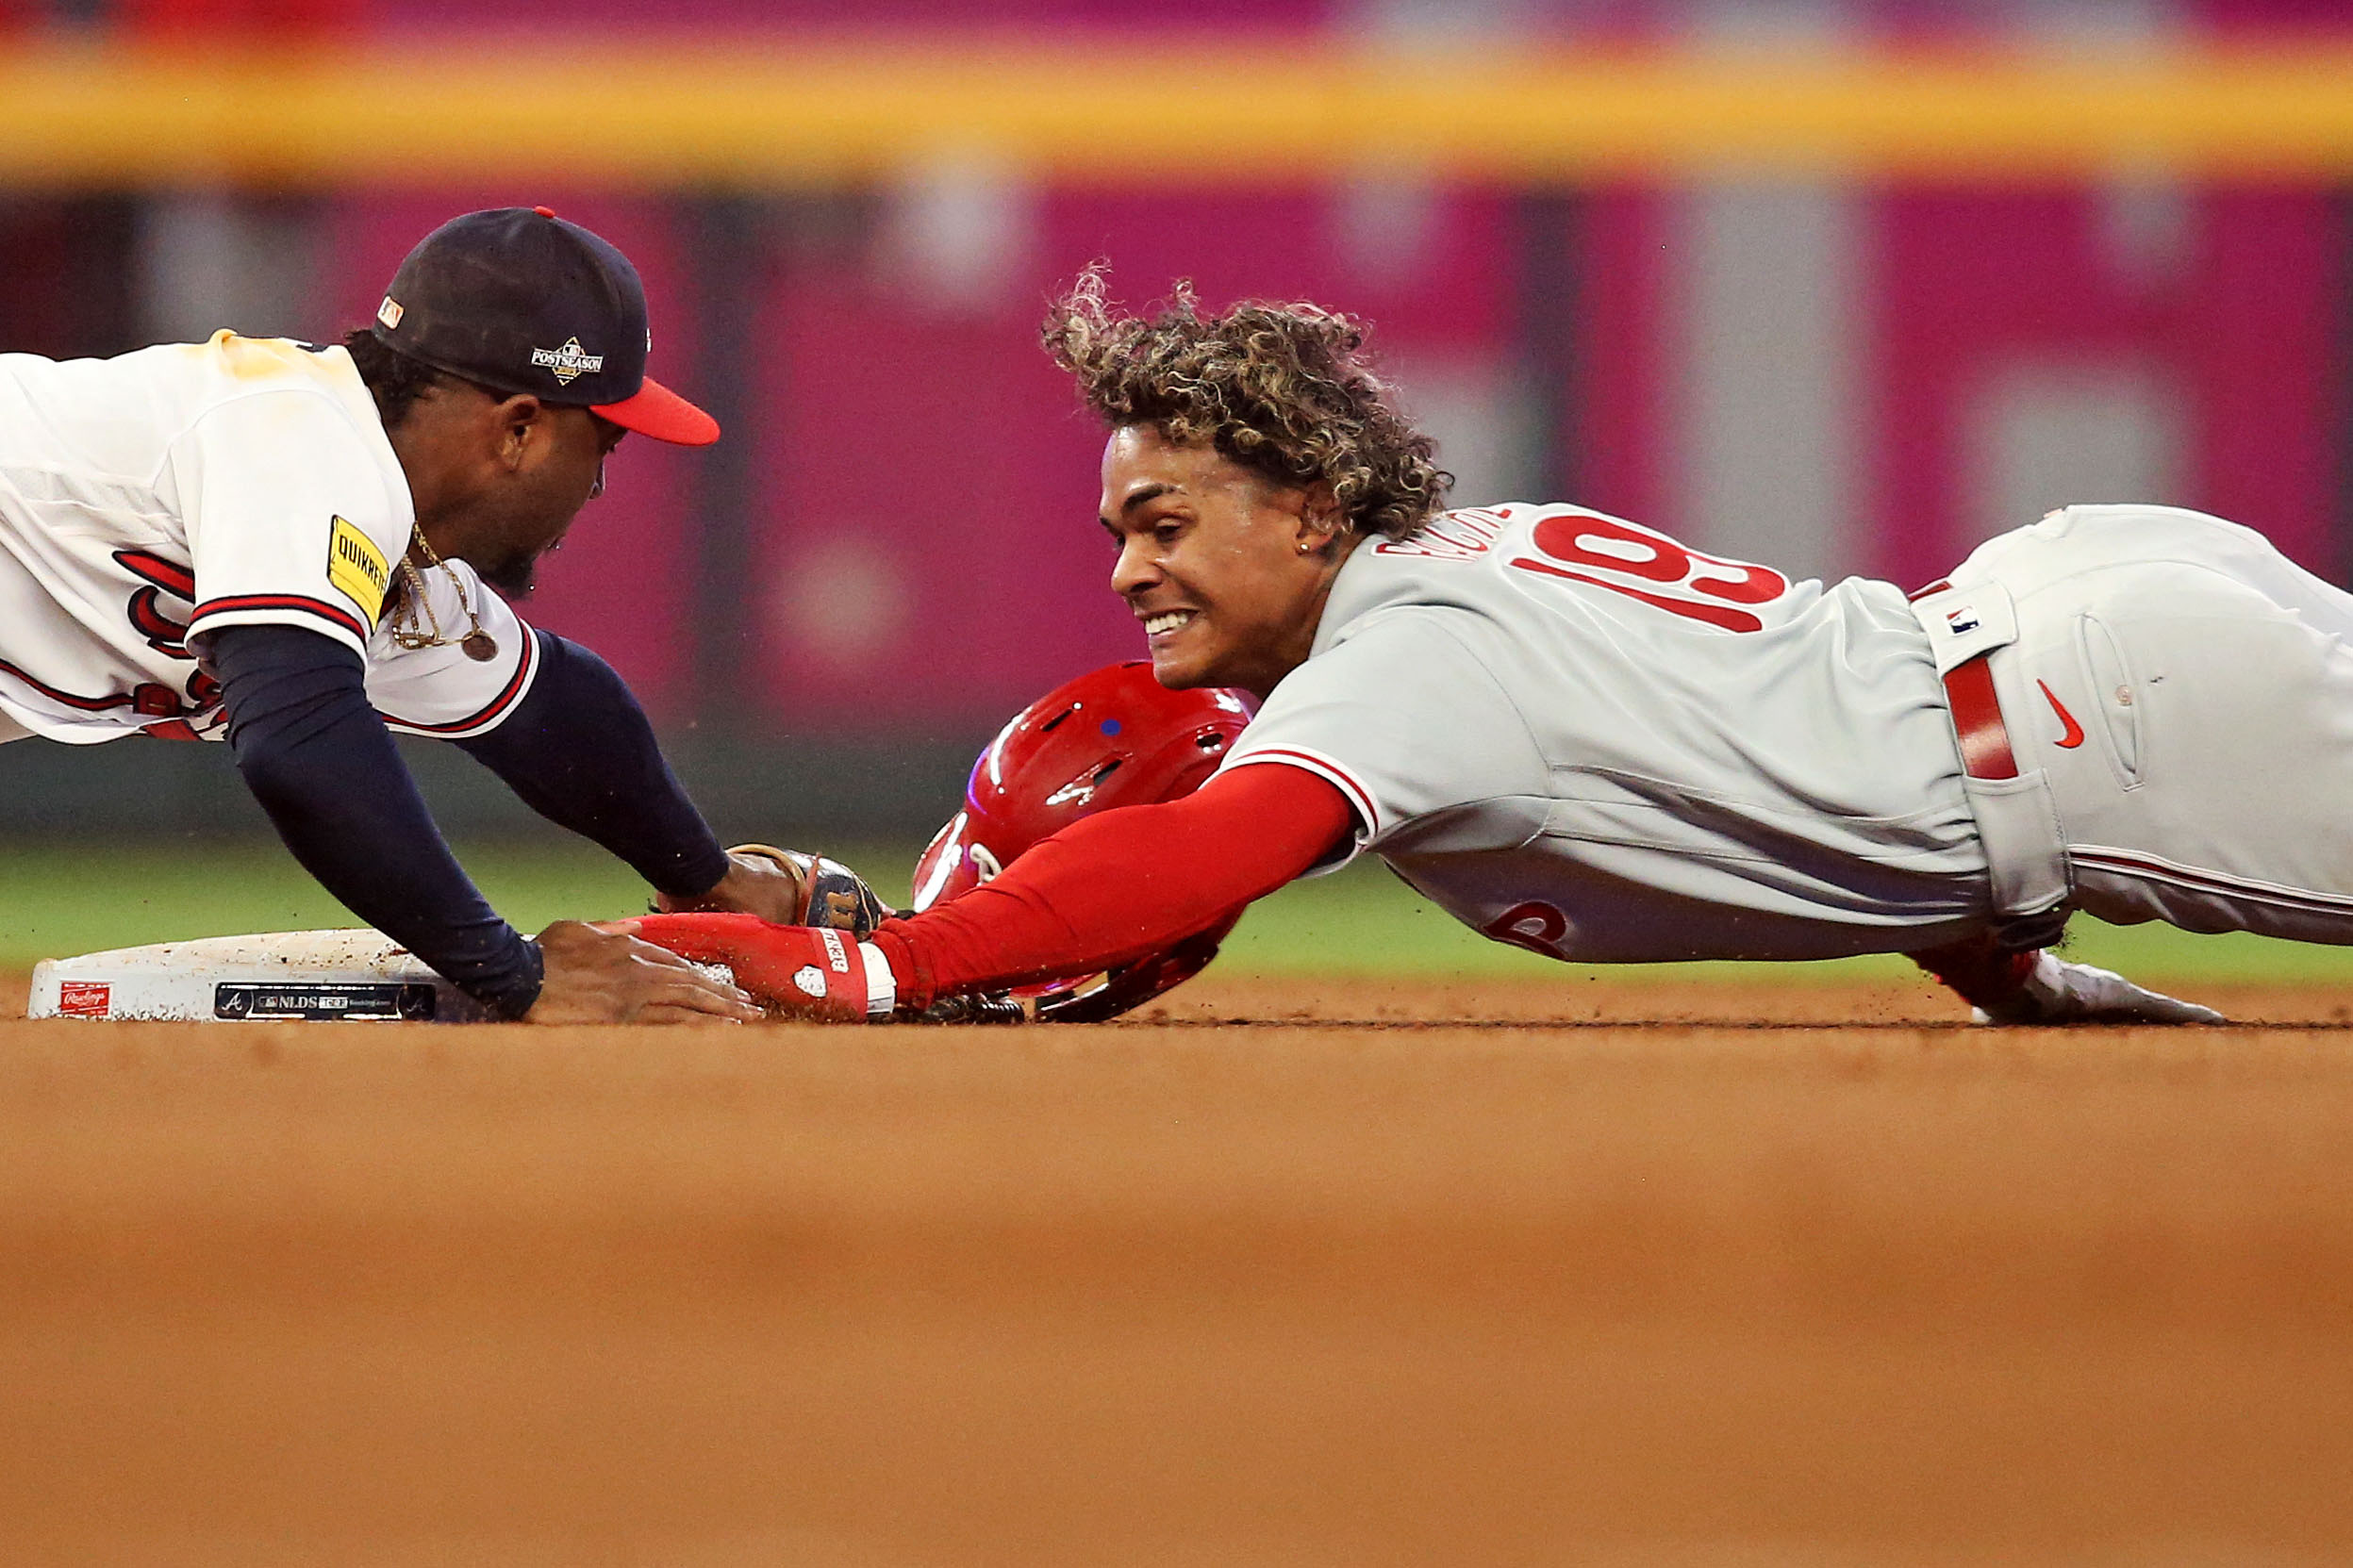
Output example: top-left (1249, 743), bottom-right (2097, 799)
top-left (390, 529), bottom-right (499, 662)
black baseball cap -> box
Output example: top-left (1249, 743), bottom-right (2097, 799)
top-left (371, 206), bottom-right (719, 446)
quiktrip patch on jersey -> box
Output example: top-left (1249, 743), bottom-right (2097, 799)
top-left (326, 515), bottom-right (390, 623)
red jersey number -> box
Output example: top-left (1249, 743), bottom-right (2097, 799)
top-left (1508, 514), bottom-right (1788, 634)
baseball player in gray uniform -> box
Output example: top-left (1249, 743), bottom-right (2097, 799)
top-left (628, 272), bottom-right (2340, 1025)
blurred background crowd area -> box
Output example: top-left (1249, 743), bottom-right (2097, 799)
top-left (1, 0), bottom-right (2350, 843)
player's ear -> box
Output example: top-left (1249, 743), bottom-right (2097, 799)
top-left (492, 394), bottom-right (545, 470)
top-left (1295, 483), bottom-right (1346, 553)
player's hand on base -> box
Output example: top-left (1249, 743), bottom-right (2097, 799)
top-left (1911, 935), bottom-right (2223, 1026)
top-left (1971, 950), bottom-right (2225, 1027)
top-left (524, 918), bottom-right (764, 1026)
top-left (621, 912), bottom-right (897, 1023)
top-left (657, 845), bottom-right (891, 935)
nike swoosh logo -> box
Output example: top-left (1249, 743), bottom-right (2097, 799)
top-left (2038, 680), bottom-right (2085, 749)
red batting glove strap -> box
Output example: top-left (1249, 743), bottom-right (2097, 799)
top-left (630, 912), bottom-right (893, 1021)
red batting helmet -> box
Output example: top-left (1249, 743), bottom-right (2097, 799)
top-left (911, 660), bottom-right (1255, 1022)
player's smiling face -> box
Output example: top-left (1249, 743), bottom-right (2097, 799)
top-left (1100, 425), bottom-right (1353, 698)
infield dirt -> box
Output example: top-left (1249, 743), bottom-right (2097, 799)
top-left (4, 970), bottom-right (2350, 1565)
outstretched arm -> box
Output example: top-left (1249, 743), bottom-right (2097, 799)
top-left (453, 630), bottom-right (851, 926)
top-left (207, 623), bottom-right (757, 1023)
top-left (453, 629), bottom-right (731, 898)
top-left (630, 762), bottom-right (1357, 1018)
top-left (878, 761), bottom-right (1357, 1009)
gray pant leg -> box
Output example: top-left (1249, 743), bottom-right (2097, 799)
top-left (1973, 508), bottom-right (2353, 943)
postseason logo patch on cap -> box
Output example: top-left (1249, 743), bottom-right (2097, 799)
top-left (529, 337), bottom-right (604, 386)
top-left (376, 296), bottom-right (404, 330)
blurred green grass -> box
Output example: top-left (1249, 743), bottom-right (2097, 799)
top-left (5, 838), bottom-right (2352, 986)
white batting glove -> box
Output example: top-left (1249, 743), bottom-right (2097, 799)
top-left (1969, 950), bottom-right (2225, 1026)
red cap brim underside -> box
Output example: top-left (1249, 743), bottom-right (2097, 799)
top-left (592, 375), bottom-right (721, 446)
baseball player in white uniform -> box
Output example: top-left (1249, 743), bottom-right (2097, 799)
top-left (0, 207), bottom-right (847, 1024)
top-left (624, 273), bottom-right (2342, 1026)
top-left (0, 331), bottom-right (534, 747)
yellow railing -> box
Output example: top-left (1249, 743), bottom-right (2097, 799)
top-left (8, 38), bottom-right (2353, 186)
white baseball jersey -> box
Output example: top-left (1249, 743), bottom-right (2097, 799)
top-left (0, 332), bottom-right (538, 747)
top-left (1218, 503), bottom-right (1995, 963)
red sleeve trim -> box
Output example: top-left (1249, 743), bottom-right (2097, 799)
top-left (383, 626), bottom-right (541, 736)
top-left (1222, 745), bottom-right (1381, 836)
top-left (189, 593), bottom-right (369, 645)
top-left (0, 657), bottom-right (138, 714)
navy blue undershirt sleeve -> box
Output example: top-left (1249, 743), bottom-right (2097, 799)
top-left (205, 622), bottom-right (544, 1019)
top-left (455, 630), bottom-right (730, 900)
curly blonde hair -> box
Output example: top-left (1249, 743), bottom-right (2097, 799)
top-left (1041, 268), bottom-right (1450, 537)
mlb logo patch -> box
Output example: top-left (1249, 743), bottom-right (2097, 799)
top-left (57, 982), bottom-right (111, 1018)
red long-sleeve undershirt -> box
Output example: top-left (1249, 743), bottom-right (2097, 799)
top-left (871, 762), bottom-right (1358, 1010)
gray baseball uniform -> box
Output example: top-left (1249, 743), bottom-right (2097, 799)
top-left (1217, 500), bottom-right (2353, 964)
top-left (1945, 503), bottom-right (2353, 947)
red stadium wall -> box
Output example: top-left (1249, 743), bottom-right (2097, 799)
top-left (12, 0), bottom-right (2345, 734)
top-left (1870, 188), bottom-right (2344, 588)
top-left (309, 179), bottom-right (2345, 729)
